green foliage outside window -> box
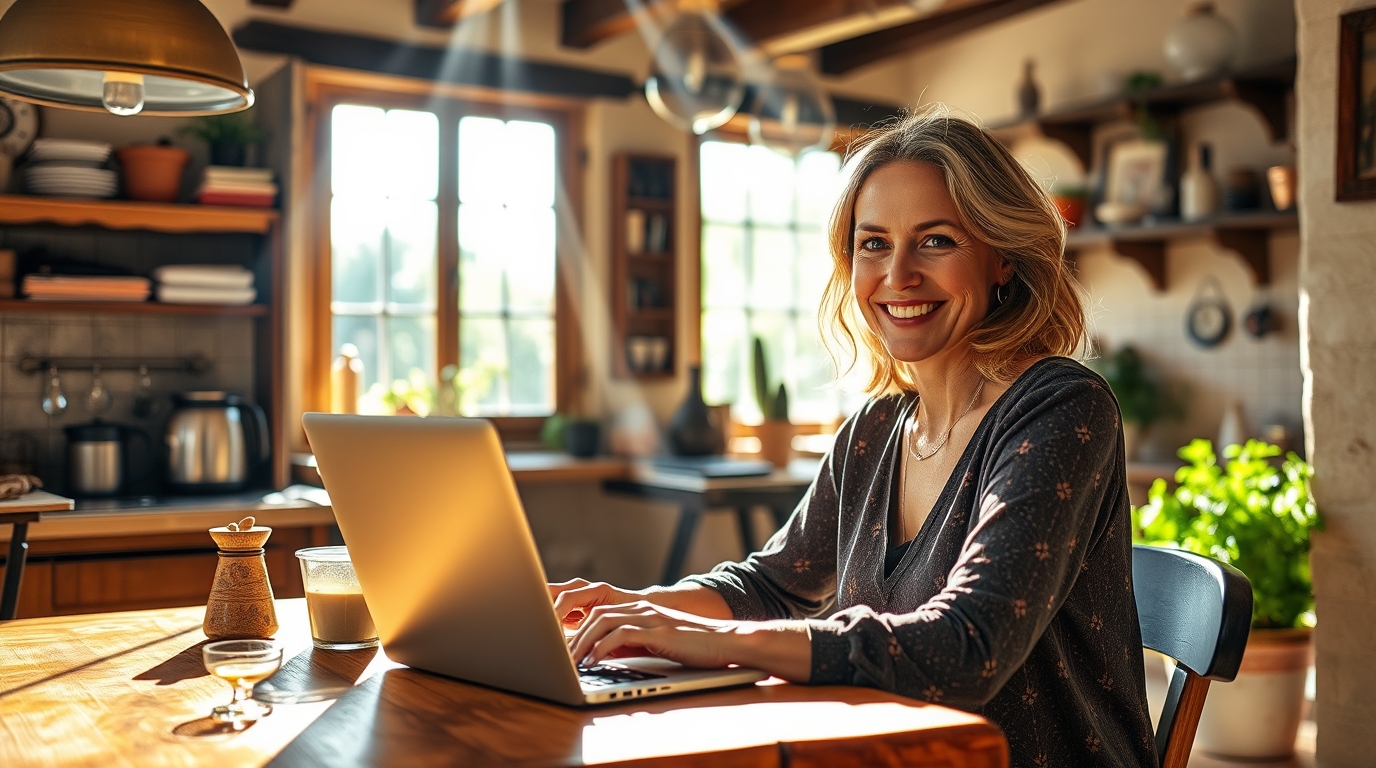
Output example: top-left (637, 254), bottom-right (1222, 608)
top-left (1134, 439), bottom-right (1322, 629)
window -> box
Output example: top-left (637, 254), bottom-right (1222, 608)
top-left (698, 140), bottom-right (861, 425)
top-left (322, 91), bottom-right (570, 421)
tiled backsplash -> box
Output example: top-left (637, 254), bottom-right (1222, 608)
top-left (0, 311), bottom-right (257, 494)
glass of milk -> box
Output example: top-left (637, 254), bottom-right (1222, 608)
top-left (296, 546), bottom-right (379, 650)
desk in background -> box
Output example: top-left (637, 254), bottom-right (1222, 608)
top-left (0, 599), bottom-right (1008, 767)
top-left (605, 460), bottom-right (818, 585)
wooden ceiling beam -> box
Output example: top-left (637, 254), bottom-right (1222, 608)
top-left (415, 0), bottom-right (508, 29)
top-left (820, 0), bottom-right (1066, 74)
top-left (560, 0), bottom-right (645, 49)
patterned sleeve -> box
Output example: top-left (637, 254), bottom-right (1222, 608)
top-left (676, 416), bottom-right (856, 621)
top-left (807, 377), bottom-right (1120, 709)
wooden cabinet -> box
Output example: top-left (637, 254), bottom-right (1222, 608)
top-left (0, 526), bottom-right (323, 620)
top-left (610, 154), bottom-right (678, 380)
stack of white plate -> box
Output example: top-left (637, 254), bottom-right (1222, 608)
top-left (22, 139), bottom-right (117, 198)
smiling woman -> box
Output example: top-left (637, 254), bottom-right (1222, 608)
top-left (551, 107), bottom-right (1154, 768)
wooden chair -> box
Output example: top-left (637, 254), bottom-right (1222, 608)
top-left (1133, 545), bottom-right (1253, 768)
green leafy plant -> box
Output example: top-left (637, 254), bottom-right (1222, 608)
top-left (1134, 439), bottom-right (1322, 629)
top-left (752, 337), bottom-right (789, 422)
top-left (1123, 71), bottom-right (1165, 141)
top-left (179, 113), bottom-right (265, 147)
top-left (1097, 345), bottom-right (1180, 428)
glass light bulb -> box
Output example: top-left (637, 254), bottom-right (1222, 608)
top-left (748, 56), bottom-right (835, 158)
top-left (645, 10), bottom-right (744, 135)
top-left (102, 71), bottom-right (145, 116)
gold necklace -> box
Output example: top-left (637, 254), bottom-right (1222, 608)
top-left (907, 379), bottom-right (985, 463)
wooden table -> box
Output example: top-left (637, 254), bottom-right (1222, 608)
top-left (605, 460), bottom-right (817, 584)
top-left (0, 600), bottom-right (1008, 767)
top-left (0, 491), bottom-right (73, 620)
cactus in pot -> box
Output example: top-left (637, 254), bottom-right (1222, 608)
top-left (752, 337), bottom-right (792, 468)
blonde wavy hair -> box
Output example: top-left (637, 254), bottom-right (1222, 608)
top-left (820, 105), bottom-right (1087, 392)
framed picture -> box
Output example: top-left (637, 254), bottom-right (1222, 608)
top-left (1337, 7), bottom-right (1376, 201)
top-left (1105, 139), bottom-right (1169, 208)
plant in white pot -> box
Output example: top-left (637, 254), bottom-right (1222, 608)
top-left (1135, 439), bottom-right (1321, 760)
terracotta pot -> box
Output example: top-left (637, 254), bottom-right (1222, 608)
top-left (757, 420), bottom-right (794, 469)
top-left (1267, 165), bottom-right (1297, 211)
top-left (117, 144), bottom-right (190, 202)
top-left (1194, 627), bottom-right (1312, 760)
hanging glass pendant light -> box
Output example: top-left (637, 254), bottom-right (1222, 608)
top-left (645, 0), bottom-right (745, 135)
top-left (0, 0), bottom-right (252, 117)
top-left (748, 54), bottom-right (835, 157)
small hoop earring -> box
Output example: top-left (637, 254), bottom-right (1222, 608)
top-left (996, 281), bottom-right (1011, 306)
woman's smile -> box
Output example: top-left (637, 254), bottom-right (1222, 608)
top-left (879, 300), bottom-right (945, 324)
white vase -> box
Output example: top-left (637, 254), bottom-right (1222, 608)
top-left (1194, 628), bottom-right (1312, 760)
top-left (1164, 2), bottom-right (1238, 81)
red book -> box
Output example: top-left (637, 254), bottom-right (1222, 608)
top-left (198, 192), bottom-right (275, 207)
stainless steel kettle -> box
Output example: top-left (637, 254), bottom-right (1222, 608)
top-left (64, 422), bottom-right (153, 498)
top-left (165, 391), bottom-right (269, 493)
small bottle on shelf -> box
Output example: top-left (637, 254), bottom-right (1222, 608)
top-left (330, 343), bottom-right (363, 414)
top-left (1180, 143), bottom-right (1219, 222)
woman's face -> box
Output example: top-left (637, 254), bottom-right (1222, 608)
top-left (851, 160), bottom-right (1010, 365)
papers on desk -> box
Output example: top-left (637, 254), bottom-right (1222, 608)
top-left (649, 456), bottom-right (773, 478)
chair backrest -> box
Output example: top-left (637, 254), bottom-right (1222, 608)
top-left (1132, 545), bottom-right (1252, 768)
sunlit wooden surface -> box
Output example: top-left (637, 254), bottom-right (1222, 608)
top-left (0, 600), bottom-right (1008, 767)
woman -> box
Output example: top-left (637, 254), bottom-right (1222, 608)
top-left (552, 107), bottom-right (1156, 768)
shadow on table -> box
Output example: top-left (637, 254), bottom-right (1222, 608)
top-left (254, 646), bottom-right (380, 704)
top-left (135, 639), bottom-right (214, 685)
top-left (171, 715), bottom-right (259, 740)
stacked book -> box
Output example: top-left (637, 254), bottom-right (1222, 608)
top-left (196, 166), bottom-right (277, 207)
top-left (23, 275), bottom-right (150, 302)
top-left (154, 265), bottom-right (256, 306)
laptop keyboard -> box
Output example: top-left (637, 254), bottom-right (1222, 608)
top-left (577, 664), bottom-right (668, 688)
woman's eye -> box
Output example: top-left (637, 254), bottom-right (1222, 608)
top-left (923, 234), bottom-right (956, 248)
top-left (859, 236), bottom-right (888, 252)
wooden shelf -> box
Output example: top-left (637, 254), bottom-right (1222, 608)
top-left (0, 195), bottom-right (279, 235)
top-left (0, 300), bottom-right (270, 317)
top-left (1066, 210), bottom-right (1297, 289)
top-left (988, 58), bottom-right (1295, 167)
top-left (612, 155), bottom-right (679, 380)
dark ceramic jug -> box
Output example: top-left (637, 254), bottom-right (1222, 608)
top-left (668, 366), bottom-right (718, 456)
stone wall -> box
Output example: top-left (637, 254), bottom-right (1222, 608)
top-left (1294, 0), bottom-right (1376, 765)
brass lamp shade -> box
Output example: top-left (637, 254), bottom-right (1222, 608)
top-left (0, 0), bottom-right (252, 116)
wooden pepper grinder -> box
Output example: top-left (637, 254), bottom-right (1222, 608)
top-left (204, 516), bottom-right (279, 639)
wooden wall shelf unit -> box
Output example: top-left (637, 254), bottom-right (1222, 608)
top-left (0, 299), bottom-right (269, 316)
top-left (1065, 210), bottom-right (1297, 290)
top-left (611, 154), bottom-right (678, 380)
top-left (0, 195), bottom-right (278, 235)
top-left (988, 58), bottom-right (1295, 168)
top-left (0, 195), bottom-right (288, 490)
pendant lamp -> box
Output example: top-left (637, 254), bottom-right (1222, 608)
top-left (748, 54), bottom-right (835, 157)
top-left (645, 0), bottom-right (745, 135)
top-left (0, 0), bottom-right (252, 117)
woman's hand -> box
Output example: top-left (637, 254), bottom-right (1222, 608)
top-left (567, 600), bottom-right (814, 682)
top-left (548, 578), bottom-right (646, 629)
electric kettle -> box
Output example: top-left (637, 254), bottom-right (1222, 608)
top-left (166, 391), bottom-right (269, 493)
top-left (64, 422), bottom-right (153, 497)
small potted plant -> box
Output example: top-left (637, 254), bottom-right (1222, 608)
top-left (753, 337), bottom-right (791, 468)
top-left (180, 113), bottom-right (264, 167)
top-left (1096, 345), bottom-right (1180, 459)
top-left (1134, 439), bottom-right (1321, 760)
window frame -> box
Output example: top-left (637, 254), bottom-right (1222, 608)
top-left (304, 69), bottom-right (585, 442)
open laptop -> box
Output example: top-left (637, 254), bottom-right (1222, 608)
top-left (303, 413), bottom-right (768, 706)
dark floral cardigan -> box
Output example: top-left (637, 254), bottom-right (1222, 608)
top-left (685, 358), bottom-right (1157, 768)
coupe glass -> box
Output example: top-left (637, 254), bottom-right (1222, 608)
top-left (202, 639), bottom-right (283, 728)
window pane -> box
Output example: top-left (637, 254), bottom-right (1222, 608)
top-left (748, 227), bottom-right (796, 311)
top-left (385, 200), bottom-right (438, 310)
top-left (504, 121), bottom-right (556, 207)
top-left (701, 308), bottom-right (746, 412)
top-left (331, 197), bottom-right (384, 307)
top-left (795, 150), bottom-right (843, 225)
top-left (386, 314), bottom-right (436, 384)
top-left (331, 105), bottom-right (385, 198)
top-left (333, 314), bottom-right (382, 392)
top-left (458, 203), bottom-right (505, 315)
top-left (790, 314), bottom-right (835, 424)
top-left (459, 316), bottom-right (509, 414)
top-left (458, 116), bottom-right (506, 205)
top-left (745, 145), bottom-right (796, 226)
top-left (383, 110), bottom-right (439, 200)
top-left (701, 223), bottom-right (746, 310)
top-left (795, 228), bottom-right (832, 309)
top-left (507, 317), bottom-right (555, 414)
top-left (504, 206), bottom-right (557, 314)
top-left (700, 141), bottom-right (748, 224)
